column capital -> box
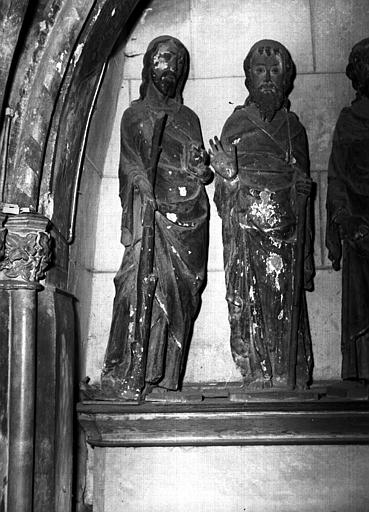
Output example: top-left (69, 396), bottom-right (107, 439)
top-left (0, 213), bottom-right (52, 283)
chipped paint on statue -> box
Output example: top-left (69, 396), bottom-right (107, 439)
top-left (101, 36), bottom-right (212, 400)
top-left (211, 40), bottom-right (314, 389)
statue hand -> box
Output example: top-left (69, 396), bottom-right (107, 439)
top-left (134, 175), bottom-right (157, 212)
top-left (337, 215), bottom-right (369, 241)
top-left (188, 145), bottom-right (210, 168)
top-left (295, 175), bottom-right (312, 196)
top-left (209, 136), bottom-right (237, 180)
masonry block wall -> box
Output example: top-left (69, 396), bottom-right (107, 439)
top-left (79, 0), bottom-right (369, 385)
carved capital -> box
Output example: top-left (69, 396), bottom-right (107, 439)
top-left (0, 214), bottom-right (52, 282)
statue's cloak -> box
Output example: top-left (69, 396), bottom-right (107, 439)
top-left (326, 97), bottom-right (369, 380)
top-left (104, 78), bottom-right (211, 392)
top-left (215, 103), bottom-right (313, 386)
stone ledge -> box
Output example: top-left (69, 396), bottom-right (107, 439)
top-left (78, 399), bottom-right (369, 447)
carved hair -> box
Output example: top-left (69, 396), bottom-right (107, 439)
top-left (136, 35), bottom-right (189, 103)
top-left (243, 39), bottom-right (295, 103)
top-left (346, 38), bottom-right (369, 96)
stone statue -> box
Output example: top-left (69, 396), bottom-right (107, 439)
top-left (101, 36), bottom-right (212, 400)
top-left (326, 38), bottom-right (369, 383)
top-left (210, 40), bottom-right (314, 389)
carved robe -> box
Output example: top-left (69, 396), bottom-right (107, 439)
top-left (215, 103), bottom-right (313, 387)
top-left (103, 86), bottom-right (211, 395)
top-left (326, 97), bottom-right (369, 380)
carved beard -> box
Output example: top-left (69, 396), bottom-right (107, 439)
top-left (250, 86), bottom-right (285, 122)
top-left (151, 69), bottom-right (178, 98)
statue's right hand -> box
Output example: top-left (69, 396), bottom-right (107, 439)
top-left (133, 175), bottom-right (157, 211)
top-left (209, 137), bottom-right (238, 180)
top-left (337, 215), bottom-right (369, 241)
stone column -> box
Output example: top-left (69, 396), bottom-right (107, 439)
top-left (0, 213), bottom-right (52, 512)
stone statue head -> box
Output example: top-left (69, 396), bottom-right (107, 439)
top-left (137, 36), bottom-right (189, 102)
top-left (346, 37), bottom-right (369, 99)
top-left (243, 39), bottom-right (295, 121)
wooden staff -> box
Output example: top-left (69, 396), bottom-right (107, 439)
top-left (288, 191), bottom-right (309, 389)
top-left (134, 113), bottom-right (167, 393)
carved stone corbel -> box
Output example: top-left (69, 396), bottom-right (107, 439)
top-left (0, 213), bottom-right (52, 282)
top-left (0, 213), bottom-right (52, 512)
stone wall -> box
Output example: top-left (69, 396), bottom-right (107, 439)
top-left (80, 0), bottom-right (369, 385)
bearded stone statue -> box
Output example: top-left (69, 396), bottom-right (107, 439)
top-left (101, 36), bottom-right (212, 400)
top-left (210, 40), bottom-right (314, 389)
top-left (326, 37), bottom-right (369, 383)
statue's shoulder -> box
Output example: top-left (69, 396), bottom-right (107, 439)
top-left (334, 105), bottom-right (366, 142)
top-left (223, 104), bottom-right (250, 127)
top-left (120, 102), bottom-right (146, 130)
top-left (180, 104), bottom-right (200, 123)
top-left (287, 110), bottom-right (304, 127)
top-left (286, 110), bottom-right (306, 138)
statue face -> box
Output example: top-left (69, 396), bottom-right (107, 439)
top-left (250, 49), bottom-right (283, 94)
top-left (150, 41), bottom-right (183, 97)
top-left (248, 48), bottom-right (285, 121)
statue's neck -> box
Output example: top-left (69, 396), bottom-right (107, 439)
top-left (145, 82), bottom-right (181, 113)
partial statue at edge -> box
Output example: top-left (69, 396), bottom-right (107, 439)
top-left (210, 40), bottom-right (314, 389)
top-left (326, 38), bottom-right (369, 383)
top-left (101, 36), bottom-right (212, 400)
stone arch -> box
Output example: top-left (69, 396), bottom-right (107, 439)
top-left (3, 0), bottom-right (144, 241)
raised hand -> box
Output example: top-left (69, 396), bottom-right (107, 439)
top-left (209, 136), bottom-right (237, 180)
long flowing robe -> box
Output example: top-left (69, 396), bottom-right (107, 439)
top-left (215, 103), bottom-right (314, 387)
top-left (326, 97), bottom-right (369, 381)
top-left (103, 87), bottom-right (211, 397)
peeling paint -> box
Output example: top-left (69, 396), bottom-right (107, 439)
top-left (156, 296), bottom-right (168, 316)
top-left (166, 212), bottom-right (177, 223)
top-left (266, 252), bottom-right (283, 290)
top-left (140, 8), bottom-right (153, 24)
top-left (73, 43), bottom-right (84, 66)
top-left (42, 192), bottom-right (54, 219)
top-left (250, 189), bottom-right (278, 227)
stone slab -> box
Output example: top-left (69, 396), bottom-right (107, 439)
top-left (93, 177), bottom-right (122, 272)
top-left (185, 269), bottom-right (241, 384)
top-left (290, 72), bottom-right (353, 171)
top-left (307, 269), bottom-right (342, 381)
top-left (184, 77), bottom-right (245, 150)
top-left (84, 272), bottom-right (116, 384)
top-left (103, 79), bottom-right (130, 178)
top-left (70, 157), bottom-right (102, 270)
top-left (98, 444), bottom-right (369, 511)
top-left (86, 53), bottom-right (124, 174)
top-left (311, 0), bottom-right (369, 73)
top-left (191, 0), bottom-right (313, 79)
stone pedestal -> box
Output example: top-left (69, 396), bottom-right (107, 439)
top-left (78, 395), bottom-right (369, 512)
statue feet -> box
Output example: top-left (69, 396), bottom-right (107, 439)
top-left (100, 372), bottom-right (141, 401)
top-left (243, 376), bottom-right (273, 389)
